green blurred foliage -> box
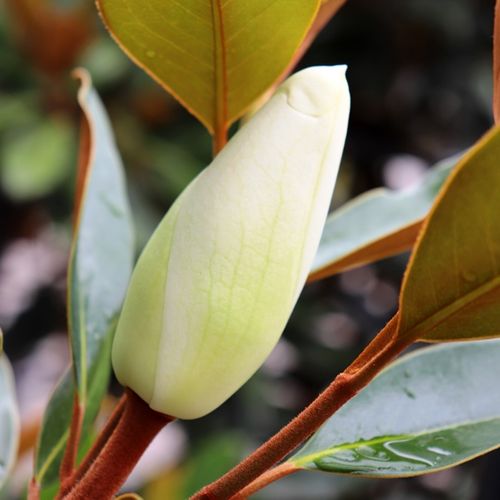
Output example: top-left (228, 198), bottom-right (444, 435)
top-left (1, 118), bottom-right (75, 200)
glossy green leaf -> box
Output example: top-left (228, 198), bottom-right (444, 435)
top-left (34, 336), bottom-right (111, 492)
top-left (34, 370), bottom-right (74, 488)
top-left (96, 0), bottom-right (320, 133)
top-left (399, 126), bottom-right (500, 342)
top-left (33, 70), bottom-right (134, 492)
top-left (0, 117), bottom-right (75, 200)
top-left (69, 69), bottom-right (134, 404)
top-left (309, 156), bottom-right (457, 281)
top-left (291, 340), bottom-right (500, 477)
top-left (0, 353), bottom-right (19, 489)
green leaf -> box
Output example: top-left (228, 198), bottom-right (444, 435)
top-left (0, 92), bottom-right (40, 131)
top-left (34, 370), bottom-right (74, 488)
top-left (309, 155), bottom-right (457, 281)
top-left (96, 0), bottom-right (320, 134)
top-left (0, 117), bottom-right (75, 200)
top-left (291, 340), bottom-right (500, 477)
top-left (69, 69), bottom-right (134, 404)
top-left (0, 354), bottom-right (19, 489)
top-left (33, 69), bottom-right (134, 491)
top-left (398, 126), bottom-right (500, 342)
top-left (34, 336), bottom-right (111, 491)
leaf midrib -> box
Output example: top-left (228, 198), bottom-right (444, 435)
top-left (211, 0), bottom-right (228, 133)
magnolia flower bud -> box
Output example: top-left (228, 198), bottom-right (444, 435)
top-left (113, 66), bottom-right (350, 419)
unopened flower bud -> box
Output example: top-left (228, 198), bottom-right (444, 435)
top-left (112, 66), bottom-right (350, 419)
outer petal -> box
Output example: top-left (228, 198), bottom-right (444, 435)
top-left (111, 189), bottom-right (189, 402)
top-left (113, 66), bottom-right (350, 419)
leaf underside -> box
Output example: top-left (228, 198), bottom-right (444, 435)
top-left (0, 354), bottom-right (19, 489)
top-left (34, 70), bottom-right (134, 492)
top-left (309, 155), bottom-right (457, 281)
top-left (96, 0), bottom-right (320, 133)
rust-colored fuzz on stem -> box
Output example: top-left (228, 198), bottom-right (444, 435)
top-left (230, 462), bottom-right (299, 499)
top-left (58, 395), bottom-right (127, 497)
top-left (59, 396), bottom-right (83, 483)
top-left (28, 478), bottom-right (41, 500)
top-left (192, 314), bottom-right (411, 499)
top-left (494, 0), bottom-right (500, 123)
top-left (62, 390), bottom-right (173, 500)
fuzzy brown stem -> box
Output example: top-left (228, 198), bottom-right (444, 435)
top-left (230, 462), bottom-right (299, 499)
top-left (494, 0), bottom-right (500, 123)
top-left (344, 313), bottom-right (399, 374)
top-left (192, 314), bottom-right (410, 499)
top-left (59, 396), bottom-right (83, 482)
top-left (28, 478), bottom-right (40, 500)
top-left (62, 390), bottom-right (173, 500)
top-left (58, 394), bottom-right (127, 497)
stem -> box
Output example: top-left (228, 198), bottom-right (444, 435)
top-left (59, 396), bottom-right (83, 482)
top-left (192, 314), bottom-right (411, 499)
top-left (344, 313), bottom-right (399, 374)
top-left (230, 463), bottom-right (299, 499)
top-left (213, 125), bottom-right (228, 156)
top-left (28, 478), bottom-right (40, 500)
top-left (58, 395), bottom-right (127, 496)
top-left (61, 390), bottom-right (173, 500)
top-left (494, 0), bottom-right (500, 123)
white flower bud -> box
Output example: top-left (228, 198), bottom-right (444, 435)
top-left (112, 66), bottom-right (350, 419)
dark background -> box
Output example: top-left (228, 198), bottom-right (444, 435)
top-left (0, 0), bottom-right (497, 498)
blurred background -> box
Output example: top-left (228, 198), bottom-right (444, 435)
top-left (0, 0), bottom-right (497, 498)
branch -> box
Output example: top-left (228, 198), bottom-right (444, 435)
top-left (60, 390), bottom-right (173, 499)
top-left (58, 394), bottom-right (127, 496)
top-left (192, 313), bottom-right (411, 499)
top-left (230, 462), bottom-right (299, 499)
top-left (59, 396), bottom-right (83, 482)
